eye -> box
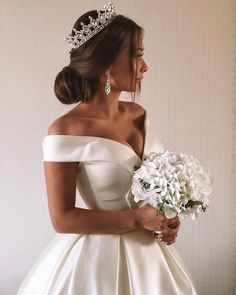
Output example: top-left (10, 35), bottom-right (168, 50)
top-left (135, 51), bottom-right (144, 58)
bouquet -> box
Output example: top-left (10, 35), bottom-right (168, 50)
top-left (131, 150), bottom-right (213, 222)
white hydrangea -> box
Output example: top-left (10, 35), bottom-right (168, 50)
top-left (131, 150), bottom-right (213, 219)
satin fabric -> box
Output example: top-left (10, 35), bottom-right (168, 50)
top-left (17, 104), bottom-right (198, 295)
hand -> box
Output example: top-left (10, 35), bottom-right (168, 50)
top-left (158, 215), bottom-right (181, 245)
top-left (135, 204), bottom-right (168, 232)
top-left (135, 204), bottom-right (181, 245)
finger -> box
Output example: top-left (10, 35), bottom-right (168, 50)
top-left (166, 219), bottom-right (180, 230)
top-left (161, 232), bottom-right (178, 240)
top-left (166, 216), bottom-right (180, 226)
top-left (167, 224), bottom-right (179, 231)
top-left (165, 222), bottom-right (179, 230)
top-left (168, 223), bottom-right (180, 232)
top-left (159, 230), bottom-right (176, 240)
top-left (167, 220), bottom-right (180, 229)
top-left (162, 225), bottom-right (179, 235)
top-left (165, 239), bottom-right (176, 245)
top-left (162, 236), bottom-right (176, 245)
top-left (161, 220), bottom-right (179, 234)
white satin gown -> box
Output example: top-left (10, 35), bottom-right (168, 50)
top-left (17, 104), bottom-right (198, 295)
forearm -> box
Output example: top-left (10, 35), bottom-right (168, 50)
top-left (55, 207), bottom-right (141, 234)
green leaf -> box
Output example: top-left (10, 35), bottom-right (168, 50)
top-left (133, 165), bottom-right (141, 171)
top-left (142, 182), bottom-right (151, 189)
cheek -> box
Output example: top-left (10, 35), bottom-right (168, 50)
top-left (112, 66), bottom-right (133, 86)
top-left (110, 58), bottom-right (139, 91)
top-left (113, 76), bottom-right (133, 91)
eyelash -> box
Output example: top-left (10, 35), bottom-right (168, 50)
top-left (136, 52), bottom-right (144, 58)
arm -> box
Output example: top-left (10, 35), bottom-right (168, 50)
top-left (43, 114), bottom-right (144, 235)
top-left (43, 161), bottom-right (141, 234)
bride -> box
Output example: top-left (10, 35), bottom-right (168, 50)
top-left (17, 2), bottom-right (198, 294)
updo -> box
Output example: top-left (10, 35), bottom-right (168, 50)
top-left (54, 11), bottom-right (143, 104)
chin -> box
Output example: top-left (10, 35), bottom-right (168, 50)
top-left (117, 83), bottom-right (139, 92)
top-left (128, 84), bottom-right (140, 92)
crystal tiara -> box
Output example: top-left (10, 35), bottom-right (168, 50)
top-left (64, 2), bottom-right (117, 50)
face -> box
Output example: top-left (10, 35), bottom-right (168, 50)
top-left (109, 34), bottom-right (148, 92)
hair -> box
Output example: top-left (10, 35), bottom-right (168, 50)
top-left (54, 11), bottom-right (144, 104)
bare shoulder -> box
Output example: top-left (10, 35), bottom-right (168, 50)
top-left (47, 116), bottom-right (67, 135)
top-left (124, 101), bottom-right (145, 115)
top-left (122, 101), bottom-right (146, 117)
top-left (47, 115), bottom-right (87, 136)
top-left (46, 102), bottom-right (146, 135)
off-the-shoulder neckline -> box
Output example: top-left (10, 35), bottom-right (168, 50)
top-left (44, 106), bottom-right (147, 161)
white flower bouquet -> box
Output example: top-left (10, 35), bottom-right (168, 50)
top-left (131, 150), bottom-right (213, 220)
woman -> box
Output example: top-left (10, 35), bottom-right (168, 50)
top-left (17, 3), bottom-right (198, 294)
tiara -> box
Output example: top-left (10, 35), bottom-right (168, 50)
top-left (64, 2), bottom-right (117, 50)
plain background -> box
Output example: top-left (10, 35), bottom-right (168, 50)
top-left (1, 1), bottom-right (235, 294)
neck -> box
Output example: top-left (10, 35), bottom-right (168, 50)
top-left (88, 87), bottom-right (122, 119)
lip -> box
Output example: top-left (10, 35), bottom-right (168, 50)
top-left (136, 77), bottom-right (143, 81)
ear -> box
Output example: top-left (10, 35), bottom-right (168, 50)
top-left (104, 67), bottom-right (112, 76)
top-left (100, 67), bottom-right (112, 83)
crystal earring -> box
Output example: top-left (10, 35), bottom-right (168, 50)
top-left (105, 74), bottom-right (111, 95)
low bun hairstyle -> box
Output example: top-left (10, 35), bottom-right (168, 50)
top-left (54, 10), bottom-right (143, 104)
top-left (54, 66), bottom-right (98, 104)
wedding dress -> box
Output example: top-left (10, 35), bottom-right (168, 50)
top-left (17, 102), bottom-right (198, 295)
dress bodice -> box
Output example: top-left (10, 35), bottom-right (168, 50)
top-left (41, 107), bottom-right (165, 211)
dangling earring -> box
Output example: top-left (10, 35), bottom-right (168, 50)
top-left (105, 74), bottom-right (111, 95)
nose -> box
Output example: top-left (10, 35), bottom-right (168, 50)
top-left (143, 61), bottom-right (148, 73)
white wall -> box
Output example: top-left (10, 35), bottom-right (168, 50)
top-left (1, 1), bottom-right (235, 294)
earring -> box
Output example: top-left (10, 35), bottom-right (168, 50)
top-left (105, 74), bottom-right (111, 95)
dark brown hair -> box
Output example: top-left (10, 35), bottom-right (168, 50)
top-left (54, 11), bottom-right (144, 104)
